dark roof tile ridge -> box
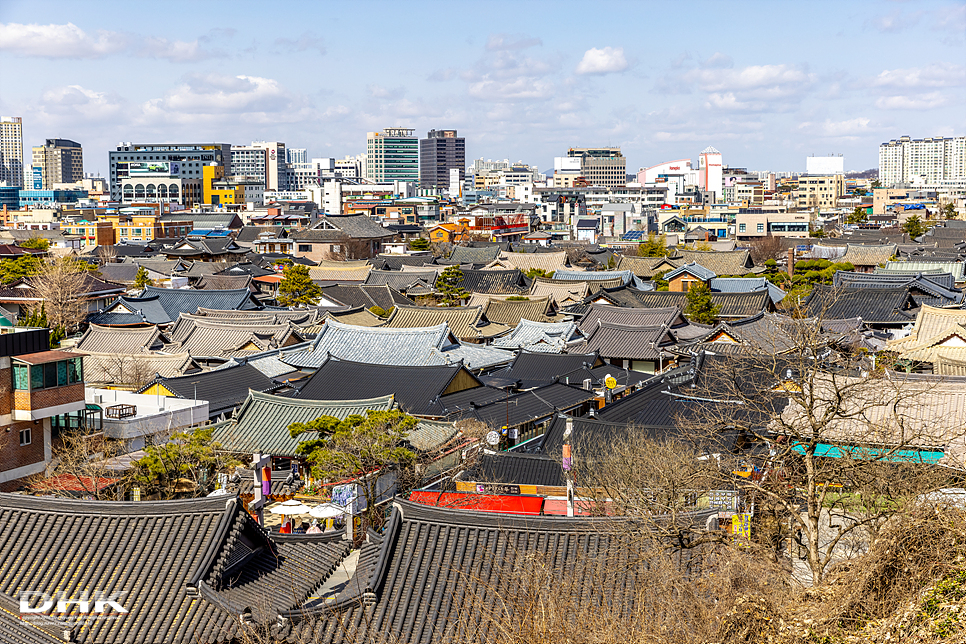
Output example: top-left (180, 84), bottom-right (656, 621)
top-left (0, 492), bottom-right (231, 516)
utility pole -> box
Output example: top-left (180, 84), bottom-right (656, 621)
top-left (249, 452), bottom-right (271, 526)
top-left (562, 416), bottom-right (574, 517)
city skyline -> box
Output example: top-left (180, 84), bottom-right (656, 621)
top-left (1, 0), bottom-right (963, 176)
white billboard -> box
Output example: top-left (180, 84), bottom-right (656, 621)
top-left (806, 156), bottom-right (844, 175)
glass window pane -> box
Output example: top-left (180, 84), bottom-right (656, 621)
top-left (30, 365), bottom-right (44, 390)
top-left (13, 363), bottom-right (28, 390)
top-left (45, 363), bottom-right (58, 389)
top-left (68, 358), bottom-right (80, 384)
top-left (57, 361), bottom-right (68, 386)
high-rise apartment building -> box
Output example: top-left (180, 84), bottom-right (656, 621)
top-left (30, 139), bottom-right (84, 189)
top-left (698, 146), bottom-right (723, 203)
top-left (878, 135), bottom-right (966, 187)
top-left (420, 129), bottom-right (465, 191)
top-left (366, 128), bottom-right (418, 183)
top-left (0, 116), bottom-right (24, 187)
top-left (566, 147), bottom-right (626, 187)
top-left (109, 142), bottom-right (231, 206)
top-left (231, 141), bottom-right (288, 191)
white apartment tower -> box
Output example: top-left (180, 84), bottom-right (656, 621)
top-left (698, 146), bottom-right (723, 203)
top-left (879, 135), bottom-right (966, 187)
top-left (231, 141), bottom-right (288, 191)
top-left (0, 117), bottom-right (24, 188)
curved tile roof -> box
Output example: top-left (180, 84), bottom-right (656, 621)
top-left (529, 277), bottom-right (589, 305)
top-left (491, 319), bottom-right (582, 353)
top-left (382, 305), bottom-right (510, 341)
top-left (284, 319), bottom-right (456, 367)
top-left (75, 324), bottom-right (164, 354)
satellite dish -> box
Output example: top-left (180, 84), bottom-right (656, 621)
top-left (485, 431), bottom-right (501, 446)
top-left (604, 374), bottom-right (618, 390)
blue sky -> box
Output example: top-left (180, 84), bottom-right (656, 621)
top-left (1, 0), bottom-right (963, 176)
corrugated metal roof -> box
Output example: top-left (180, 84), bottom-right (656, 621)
top-left (882, 260), bottom-right (965, 280)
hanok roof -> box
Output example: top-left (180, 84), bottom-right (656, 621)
top-left (80, 351), bottom-right (201, 384)
top-left (164, 316), bottom-right (305, 359)
top-left (893, 324), bottom-right (966, 365)
top-left (880, 259), bottom-right (965, 280)
top-left (833, 271), bottom-right (963, 308)
top-left (318, 283), bottom-right (411, 311)
top-left (617, 255), bottom-right (681, 278)
top-left (0, 493), bottom-right (355, 644)
top-left (540, 275), bottom-right (625, 294)
top-left (710, 277), bottom-right (787, 304)
top-left (446, 244), bottom-right (502, 264)
top-left (97, 262), bottom-right (140, 284)
top-left (212, 390), bottom-right (397, 457)
top-left (805, 285), bottom-right (918, 326)
top-left (459, 382), bottom-right (598, 429)
top-left (375, 254), bottom-right (437, 270)
top-left (553, 268), bottom-right (642, 288)
top-left (577, 303), bottom-right (686, 336)
top-left (194, 273), bottom-right (254, 291)
top-left (486, 250), bottom-right (568, 273)
top-left (283, 319), bottom-right (457, 367)
top-left (291, 215), bottom-right (395, 241)
top-left (675, 311), bottom-right (807, 356)
top-left (195, 307), bottom-right (324, 327)
top-left (133, 286), bottom-right (259, 323)
top-left (75, 324), bottom-right (164, 353)
top-left (457, 451), bottom-right (565, 487)
top-left (889, 306), bottom-right (966, 352)
top-left (583, 323), bottom-right (676, 361)
top-left (937, 354), bottom-right (966, 377)
top-left (491, 319), bottom-right (583, 353)
top-left (664, 261), bottom-right (717, 282)
top-left (295, 357), bottom-right (483, 417)
top-left (365, 269), bottom-right (438, 291)
top-left (529, 277), bottom-right (589, 305)
top-left (162, 237), bottom-right (248, 258)
top-left (672, 249), bottom-right (757, 275)
top-left (631, 290), bottom-right (774, 319)
top-left (472, 295), bottom-right (557, 325)
top-left (137, 363), bottom-right (282, 419)
top-left (308, 263), bottom-right (373, 283)
top-left (494, 351), bottom-right (603, 389)
top-left (286, 499), bottom-right (710, 643)
top-left (457, 268), bottom-right (528, 294)
top-left (839, 243), bottom-right (898, 267)
top-left (381, 304), bottom-right (510, 341)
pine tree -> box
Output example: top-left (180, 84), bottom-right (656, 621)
top-left (637, 233), bottom-right (668, 257)
top-left (134, 266), bottom-right (153, 289)
top-left (277, 264), bottom-right (322, 307)
top-left (684, 282), bottom-right (720, 325)
top-left (437, 265), bottom-right (468, 307)
top-left (902, 214), bottom-right (926, 239)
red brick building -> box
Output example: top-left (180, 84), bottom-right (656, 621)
top-left (0, 328), bottom-right (87, 491)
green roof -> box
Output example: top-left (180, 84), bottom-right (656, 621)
top-left (212, 390), bottom-right (396, 457)
top-left (793, 442), bottom-right (944, 465)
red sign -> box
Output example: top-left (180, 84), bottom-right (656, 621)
top-left (669, 166), bottom-right (680, 170)
top-left (409, 491), bottom-right (544, 515)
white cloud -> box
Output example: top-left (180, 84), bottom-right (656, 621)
top-left (798, 118), bottom-right (873, 138)
top-left (486, 33), bottom-right (542, 51)
top-left (680, 63), bottom-right (815, 112)
top-left (868, 9), bottom-right (923, 33)
top-left (872, 62), bottom-right (966, 89)
top-left (701, 52), bottom-right (733, 69)
top-left (468, 77), bottom-right (555, 101)
top-left (273, 32), bottom-right (326, 56)
top-left (0, 22), bottom-right (125, 58)
top-left (575, 46), bottom-right (629, 75)
top-left (875, 92), bottom-right (951, 110)
top-left (0, 22), bottom-right (228, 62)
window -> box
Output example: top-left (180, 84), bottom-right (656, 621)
top-left (16, 358), bottom-right (82, 390)
top-left (757, 223), bottom-right (765, 232)
top-left (298, 244), bottom-right (311, 252)
top-left (738, 223), bottom-right (746, 232)
top-left (19, 428), bottom-right (31, 446)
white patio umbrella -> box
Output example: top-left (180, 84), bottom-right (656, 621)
top-left (268, 498), bottom-right (312, 516)
top-left (309, 503), bottom-right (347, 519)
top-left (206, 488), bottom-right (231, 497)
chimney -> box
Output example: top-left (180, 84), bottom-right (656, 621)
top-left (787, 247), bottom-right (795, 277)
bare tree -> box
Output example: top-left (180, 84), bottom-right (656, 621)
top-left (324, 237), bottom-right (378, 260)
top-left (86, 353), bottom-right (157, 389)
top-left (30, 431), bottom-right (125, 500)
top-left (680, 308), bottom-right (958, 584)
top-left (30, 256), bottom-right (90, 333)
top-left (97, 244), bottom-right (117, 265)
top-left (747, 235), bottom-right (784, 264)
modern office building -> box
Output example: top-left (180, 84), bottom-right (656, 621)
top-left (566, 147), bottom-right (626, 187)
top-left (879, 135), bottom-right (966, 187)
top-left (795, 174), bottom-right (846, 210)
top-left (419, 129), bottom-right (465, 191)
top-left (0, 116), bottom-right (24, 188)
top-left (366, 128), bottom-right (418, 183)
top-left (30, 139), bottom-right (84, 190)
top-left (286, 147), bottom-right (307, 165)
top-left (109, 143), bottom-right (231, 205)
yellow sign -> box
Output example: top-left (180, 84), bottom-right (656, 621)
top-left (604, 375), bottom-right (617, 389)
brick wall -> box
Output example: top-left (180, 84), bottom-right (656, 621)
top-left (14, 382), bottom-right (84, 413)
top-left (0, 364), bottom-right (10, 416)
top-left (0, 421), bottom-right (45, 492)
